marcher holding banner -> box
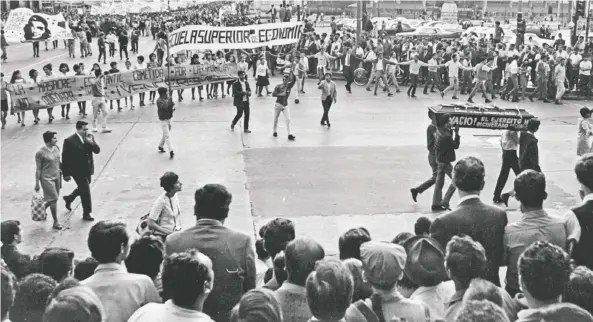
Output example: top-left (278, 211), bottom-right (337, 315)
top-left (156, 87), bottom-right (175, 159)
top-left (90, 70), bottom-right (111, 133)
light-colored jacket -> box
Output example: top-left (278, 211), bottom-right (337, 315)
top-left (318, 80), bottom-right (336, 101)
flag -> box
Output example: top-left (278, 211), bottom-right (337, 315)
top-left (3, 8), bottom-right (73, 42)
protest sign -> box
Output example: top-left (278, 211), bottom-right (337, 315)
top-left (428, 104), bottom-right (536, 131)
top-left (168, 21), bottom-right (304, 52)
top-left (3, 8), bottom-right (73, 42)
top-left (6, 64), bottom-right (238, 112)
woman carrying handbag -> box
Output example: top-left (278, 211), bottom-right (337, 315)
top-left (145, 172), bottom-right (182, 239)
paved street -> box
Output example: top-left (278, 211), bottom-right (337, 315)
top-left (1, 33), bottom-right (589, 258)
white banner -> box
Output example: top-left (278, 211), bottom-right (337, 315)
top-left (4, 8), bottom-right (73, 42)
top-left (168, 21), bottom-right (304, 53)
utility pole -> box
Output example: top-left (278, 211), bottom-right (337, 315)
top-left (586, 0), bottom-right (591, 52)
top-left (357, 0), bottom-right (362, 40)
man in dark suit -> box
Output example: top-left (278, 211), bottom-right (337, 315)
top-left (430, 156), bottom-right (508, 286)
top-left (231, 70), bottom-right (252, 133)
top-left (62, 121), bottom-right (100, 221)
top-left (165, 184), bottom-right (256, 322)
top-left (571, 153), bottom-right (593, 270)
top-left (342, 46), bottom-right (360, 93)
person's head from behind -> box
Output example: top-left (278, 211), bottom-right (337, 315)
top-left (285, 238), bottom-right (325, 286)
top-left (73, 257), bottom-right (98, 281)
top-left (43, 286), bottom-right (103, 322)
top-left (1, 220), bottom-right (22, 246)
top-left (391, 232), bottom-right (414, 245)
top-left (414, 217), bottom-right (431, 236)
top-left (445, 235), bottom-right (487, 289)
top-left (519, 241), bottom-right (570, 307)
top-left (230, 289), bottom-right (282, 322)
top-left (338, 227), bottom-right (371, 260)
top-left (360, 241), bottom-right (407, 291)
top-left (157, 87), bottom-right (168, 98)
top-left (1, 266), bottom-right (17, 321)
top-left (194, 184), bottom-right (233, 222)
top-left (342, 258), bottom-right (367, 302)
top-left (262, 218), bottom-right (295, 259)
top-left (538, 303), bottom-right (593, 322)
top-left (48, 277), bottom-right (81, 304)
top-left (255, 239), bottom-right (269, 261)
top-left (455, 300), bottom-right (510, 322)
top-left (575, 153), bottom-right (593, 197)
top-left (272, 251), bottom-right (287, 286)
top-left (75, 121), bottom-right (89, 136)
top-left (124, 235), bottom-right (164, 281)
top-left (453, 157), bottom-right (486, 193)
top-left (462, 278), bottom-right (503, 308)
top-left (162, 249), bottom-right (213, 310)
top-left (11, 273), bottom-right (57, 322)
top-left (527, 118), bottom-right (540, 133)
top-left (37, 247), bottom-right (75, 282)
top-left (87, 220), bottom-right (129, 264)
top-left (562, 266), bottom-right (593, 316)
top-left (306, 259), bottom-right (353, 321)
top-left (514, 170), bottom-right (547, 212)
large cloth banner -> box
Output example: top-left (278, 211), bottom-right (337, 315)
top-left (429, 104), bottom-right (536, 131)
top-left (168, 21), bottom-right (304, 52)
top-left (4, 8), bottom-right (73, 42)
top-left (6, 64), bottom-right (238, 112)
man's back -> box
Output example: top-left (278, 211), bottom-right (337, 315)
top-left (274, 283), bottom-right (311, 322)
top-left (81, 264), bottom-right (161, 322)
top-left (165, 219), bottom-right (255, 322)
top-left (430, 198), bottom-right (508, 285)
top-left (571, 200), bottom-right (593, 269)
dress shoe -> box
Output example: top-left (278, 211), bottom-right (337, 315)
top-left (493, 196), bottom-right (504, 204)
top-left (410, 188), bottom-right (418, 202)
top-left (63, 196), bottom-right (72, 211)
top-left (452, 96), bottom-right (458, 100)
top-left (170, 151), bottom-right (174, 159)
top-left (158, 147), bottom-right (165, 153)
top-left (230, 123), bottom-right (235, 130)
top-left (244, 129), bottom-right (251, 133)
top-left (288, 134), bottom-right (295, 141)
top-left (467, 98), bottom-right (474, 103)
top-left (431, 205), bottom-right (449, 211)
top-left (485, 99), bottom-right (492, 103)
top-left (528, 96), bottom-right (534, 102)
top-left (501, 193), bottom-right (511, 207)
top-left (273, 132), bottom-right (278, 137)
top-left (82, 214), bottom-right (95, 221)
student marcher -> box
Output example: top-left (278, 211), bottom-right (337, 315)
top-left (271, 74), bottom-right (296, 141)
top-left (156, 87), bottom-right (175, 159)
top-left (317, 72), bottom-right (337, 128)
top-left (231, 70), bottom-right (252, 133)
top-left (90, 69), bottom-right (111, 133)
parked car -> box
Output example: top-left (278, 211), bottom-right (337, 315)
top-left (398, 26), bottom-right (461, 39)
top-left (336, 18), bottom-right (355, 30)
top-left (383, 21), bottom-right (415, 35)
top-left (516, 33), bottom-right (554, 47)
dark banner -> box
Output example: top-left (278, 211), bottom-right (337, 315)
top-left (429, 104), bottom-right (537, 131)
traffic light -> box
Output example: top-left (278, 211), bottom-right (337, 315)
top-left (517, 13), bottom-right (526, 34)
top-left (576, 0), bottom-right (586, 18)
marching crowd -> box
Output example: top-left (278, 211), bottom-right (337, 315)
top-left (2, 152), bottom-right (593, 322)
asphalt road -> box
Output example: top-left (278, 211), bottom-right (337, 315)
top-left (0, 28), bottom-right (588, 257)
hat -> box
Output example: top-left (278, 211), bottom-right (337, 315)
top-left (360, 241), bottom-right (407, 288)
top-left (403, 236), bottom-right (448, 286)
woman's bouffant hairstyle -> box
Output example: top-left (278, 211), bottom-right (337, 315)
top-left (306, 259), bottom-right (353, 321)
top-left (11, 273), bottom-right (58, 322)
top-left (43, 286), bottom-right (103, 322)
top-left (230, 289), bottom-right (282, 322)
top-left (159, 171), bottom-right (179, 192)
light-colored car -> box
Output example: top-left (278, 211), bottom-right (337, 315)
top-left (514, 33), bottom-right (554, 47)
top-left (399, 26), bottom-right (461, 39)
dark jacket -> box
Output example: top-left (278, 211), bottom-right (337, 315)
top-left (61, 133), bottom-right (101, 178)
top-left (430, 198), bottom-right (508, 286)
top-left (519, 131), bottom-right (540, 172)
top-left (232, 79), bottom-right (251, 107)
top-left (435, 127), bottom-right (460, 163)
top-left (156, 96), bottom-right (174, 120)
top-left (571, 200), bottom-right (593, 270)
top-left (165, 219), bottom-right (256, 322)
top-left (0, 244), bottom-right (34, 279)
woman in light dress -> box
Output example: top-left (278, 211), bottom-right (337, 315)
top-left (35, 130), bottom-right (63, 230)
top-left (577, 106), bottom-right (593, 156)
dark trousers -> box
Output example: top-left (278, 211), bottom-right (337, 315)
top-left (131, 40), bottom-right (138, 53)
top-left (98, 48), bottom-right (107, 63)
top-left (32, 42), bottom-right (39, 56)
top-left (580, 75), bottom-right (591, 97)
top-left (407, 74), bottom-right (418, 96)
top-left (120, 46), bottom-right (128, 60)
top-left (108, 43), bottom-right (115, 57)
top-left (415, 152), bottom-right (437, 193)
top-left (423, 71), bottom-right (440, 93)
top-left (232, 102), bottom-right (250, 130)
top-left (493, 150), bottom-right (520, 198)
top-left (321, 96), bottom-right (333, 124)
top-left (344, 65), bottom-right (354, 91)
top-left (67, 175), bottom-right (92, 215)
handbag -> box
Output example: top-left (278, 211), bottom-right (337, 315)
top-left (31, 192), bottom-right (47, 222)
top-left (136, 213), bottom-right (153, 236)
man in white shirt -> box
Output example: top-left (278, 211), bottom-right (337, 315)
top-left (554, 57), bottom-right (567, 104)
top-left (493, 130), bottom-right (520, 203)
top-left (502, 56), bottom-right (520, 102)
top-left (307, 47), bottom-right (335, 85)
top-left (440, 54), bottom-right (468, 100)
top-left (568, 47), bottom-right (582, 91)
top-left (578, 54), bottom-right (591, 98)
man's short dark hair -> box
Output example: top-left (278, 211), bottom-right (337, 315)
top-left (125, 236), bottom-right (164, 280)
top-left (37, 247), bottom-right (75, 282)
top-left (158, 87), bottom-right (167, 96)
top-left (527, 118), bottom-right (540, 132)
top-left (255, 239), bottom-right (269, 260)
top-left (263, 218), bottom-right (295, 258)
top-left (1, 266), bottom-right (17, 320)
top-left (162, 249), bottom-right (212, 308)
top-left (1, 220), bottom-right (20, 245)
top-left (562, 266), bottom-right (593, 315)
top-left (75, 121), bottom-right (88, 130)
top-left (575, 153), bottom-right (593, 192)
top-left (414, 217), bottom-right (431, 236)
top-left (454, 157), bottom-right (486, 192)
top-left (519, 241), bottom-right (570, 301)
top-left (194, 184), bottom-right (232, 221)
top-left (338, 227), bottom-right (371, 260)
top-left (391, 232), bottom-right (414, 245)
top-left (238, 70), bottom-right (245, 76)
top-left (436, 114), bottom-right (450, 127)
top-left (159, 172), bottom-right (179, 192)
top-left (445, 235), bottom-right (487, 287)
top-left (514, 170), bottom-right (547, 208)
top-left (10, 273), bottom-right (57, 322)
top-left (42, 131), bottom-right (56, 143)
top-left (73, 257), bottom-right (98, 281)
top-left (87, 220), bottom-right (129, 264)
top-left (285, 238), bottom-right (325, 286)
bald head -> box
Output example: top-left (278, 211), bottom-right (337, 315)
top-left (285, 238), bottom-right (325, 286)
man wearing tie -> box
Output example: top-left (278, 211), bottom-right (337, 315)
top-left (62, 121), bottom-right (101, 221)
top-left (317, 72), bottom-right (337, 128)
top-left (231, 71), bottom-right (252, 133)
top-left (342, 46), bottom-right (360, 94)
